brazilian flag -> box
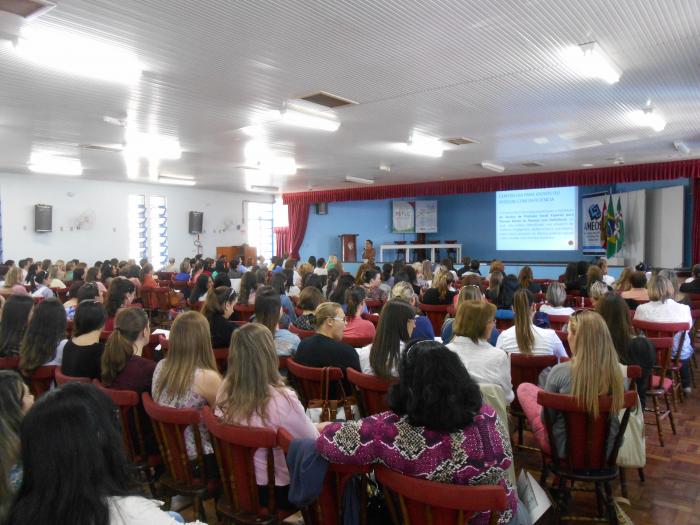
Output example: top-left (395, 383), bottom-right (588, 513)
top-left (606, 195), bottom-right (617, 258)
top-left (616, 197), bottom-right (624, 254)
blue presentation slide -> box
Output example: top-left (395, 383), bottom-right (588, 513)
top-left (496, 187), bottom-right (578, 251)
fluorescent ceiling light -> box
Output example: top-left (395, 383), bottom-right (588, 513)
top-left (406, 131), bottom-right (444, 158)
top-left (345, 176), bottom-right (375, 185)
top-left (673, 141), bottom-right (690, 155)
top-left (28, 151), bottom-right (82, 176)
top-left (278, 100), bottom-right (340, 132)
top-left (480, 161), bottom-right (505, 173)
top-left (15, 26), bottom-right (142, 84)
top-left (160, 173), bottom-right (194, 181)
top-left (628, 108), bottom-right (666, 132)
top-left (561, 42), bottom-right (621, 84)
top-left (124, 130), bottom-right (182, 160)
top-left (158, 176), bottom-right (195, 186)
top-left (250, 185), bottom-right (279, 192)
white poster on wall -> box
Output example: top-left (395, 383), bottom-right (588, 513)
top-left (392, 201), bottom-right (415, 233)
top-left (415, 200), bottom-right (438, 233)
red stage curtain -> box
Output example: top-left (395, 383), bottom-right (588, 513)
top-left (273, 227), bottom-right (290, 258)
top-left (286, 202), bottom-right (309, 260)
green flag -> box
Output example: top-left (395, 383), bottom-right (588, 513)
top-left (616, 197), bottom-right (624, 254)
top-left (606, 195), bottom-right (616, 258)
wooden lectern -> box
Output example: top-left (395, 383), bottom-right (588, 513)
top-left (216, 245), bottom-right (257, 266)
top-left (339, 234), bottom-right (358, 262)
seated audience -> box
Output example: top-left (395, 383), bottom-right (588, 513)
top-left (61, 301), bottom-right (107, 379)
top-left (215, 324), bottom-right (318, 509)
top-left (329, 274), bottom-right (355, 308)
top-left (361, 268), bottom-right (388, 302)
top-left (621, 271), bottom-right (649, 303)
top-left (496, 289), bottom-right (567, 358)
top-left (582, 264), bottom-right (607, 297)
top-left (343, 287), bottom-right (376, 339)
top-left (254, 286), bottom-right (300, 356)
top-left (140, 263), bottom-right (157, 288)
top-left (174, 260), bottom-right (191, 282)
top-left (19, 298), bottom-right (67, 376)
top-left (380, 263), bottom-right (394, 292)
top-left (658, 268), bottom-right (689, 305)
top-left (356, 300), bottom-right (415, 378)
top-left (485, 271), bottom-right (518, 319)
top-left (634, 274), bottom-right (694, 393)
top-left (446, 301), bottom-right (513, 402)
top-left (456, 256), bottom-right (471, 277)
top-left (48, 265), bottom-right (66, 289)
top-left (485, 260), bottom-right (505, 281)
top-left (0, 370), bottom-right (33, 522)
top-left (596, 257), bottom-right (616, 286)
top-left (293, 286), bottom-right (323, 331)
top-left (101, 308), bottom-right (156, 394)
top-left (104, 279), bottom-right (136, 332)
top-left (421, 271), bottom-right (457, 305)
top-left (0, 295), bottom-right (33, 357)
top-left (539, 282), bottom-right (574, 316)
top-left (518, 310), bottom-right (625, 458)
top-left (316, 341), bottom-right (518, 524)
top-left (680, 263), bottom-right (700, 293)
top-left (389, 281), bottom-right (435, 339)
top-left (323, 268), bottom-right (339, 299)
top-left (30, 271), bottom-right (53, 300)
top-left (152, 311), bottom-right (222, 474)
top-left (443, 285), bottom-right (499, 346)
top-left (238, 271), bottom-right (258, 305)
top-left (614, 267), bottom-right (634, 292)
top-left (188, 274), bottom-right (212, 307)
top-left (7, 383), bottom-right (188, 524)
top-left (313, 257), bottom-right (327, 276)
top-left (202, 286), bottom-right (238, 349)
top-left (517, 266), bottom-right (542, 294)
top-left (270, 273), bottom-right (297, 325)
top-left (85, 267), bottom-right (108, 297)
top-left (1, 267), bottom-right (28, 297)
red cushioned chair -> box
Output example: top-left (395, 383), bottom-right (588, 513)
top-left (538, 390), bottom-right (637, 524)
top-left (555, 330), bottom-right (571, 357)
top-left (548, 314), bottom-right (571, 331)
top-left (234, 304), bottom-right (255, 322)
top-left (288, 323), bottom-right (315, 339)
top-left (213, 347), bottom-right (229, 374)
top-left (509, 354), bottom-right (558, 446)
top-left (643, 337), bottom-right (676, 447)
top-left (375, 465), bottom-right (508, 525)
top-left (286, 358), bottom-right (353, 422)
top-left (277, 428), bottom-right (370, 525)
top-left (361, 312), bottom-right (380, 326)
top-left (25, 365), bottom-right (57, 397)
top-left (364, 299), bottom-right (383, 314)
top-left (203, 407), bottom-right (296, 525)
top-left (417, 302), bottom-right (450, 335)
top-left (141, 393), bottom-right (219, 521)
top-left (94, 381), bottom-right (160, 495)
top-left (278, 356), bottom-right (289, 372)
top-left (54, 368), bottom-right (91, 386)
top-left (157, 271), bottom-right (174, 282)
top-left (341, 335), bottom-right (374, 348)
top-left (346, 368), bottom-right (396, 417)
top-left (0, 356), bottom-right (20, 370)
top-left (632, 319), bottom-right (689, 404)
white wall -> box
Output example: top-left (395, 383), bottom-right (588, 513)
top-left (0, 173), bottom-right (273, 262)
top-left (645, 185), bottom-right (684, 268)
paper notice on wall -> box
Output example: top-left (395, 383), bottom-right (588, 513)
top-left (392, 201), bottom-right (415, 233)
top-left (415, 200), bottom-right (438, 233)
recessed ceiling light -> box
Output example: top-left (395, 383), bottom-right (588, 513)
top-left (628, 107), bottom-right (666, 132)
top-left (250, 185), bottom-right (279, 192)
top-left (582, 163), bottom-right (594, 167)
top-left (405, 131), bottom-right (444, 158)
top-left (533, 137), bottom-right (549, 144)
top-left (480, 161), bottom-right (505, 173)
top-left (28, 151), bottom-right (82, 176)
top-left (277, 99), bottom-right (340, 132)
top-left (560, 41), bottom-right (622, 84)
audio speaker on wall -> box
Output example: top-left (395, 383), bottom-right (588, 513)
top-left (315, 203), bottom-right (328, 215)
top-left (35, 204), bottom-right (52, 233)
top-left (189, 211), bottom-right (203, 233)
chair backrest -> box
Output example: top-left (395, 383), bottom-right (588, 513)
top-left (341, 335), bottom-right (374, 348)
top-left (547, 314), bottom-right (571, 330)
top-left (0, 356), bottom-right (20, 370)
top-left (364, 299), bottom-right (383, 314)
top-left (286, 358), bottom-right (347, 421)
top-left (417, 303), bottom-right (450, 334)
top-left (632, 319), bottom-right (687, 359)
top-left (94, 380), bottom-right (146, 463)
top-left (647, 337), bottom-right (674, 387)
top-left (157, 271), bottom-right (174, 282)
top-left (346, 368), bottom-right (395, 417)
top-left (202, 406), bottom-right (278, 515)
top-left (213, 347), bottom-right (228, 374)
top-left (141, 392), bottom-right (205, 486)
top-left (54, 368), bottom-right (91, 385)
top-left (140, 286), bottom-right (157, 310)
top-left (626, 365), bottom-right (642, 380)
top-left (26, 365), bottom-right (57, 397)
top-left (361, 312), bottom-right (380, 326)
top-left (538, 390), bottom-right (637, 470)
top-left (289, 323), bottom-right (316, 339)
top-left (233, 304), bottom-right (256, 322)
top-left (554, 330), bottom-right (571, 356)
top-left (375, 465), bottom-right (508, 525)
top-left (510, 354), bottom-right (558, 413)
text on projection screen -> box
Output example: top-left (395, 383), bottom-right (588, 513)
top-left (496, 187), bottom-right (578, 251)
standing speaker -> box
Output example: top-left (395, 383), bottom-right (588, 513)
top-left (315, 203), bottom-right (328, 215)
top-left (189, 211), bottom-right (203, 234)
top-left (35, 204), bottom-right (52, 233)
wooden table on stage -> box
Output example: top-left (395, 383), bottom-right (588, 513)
top-left (380, 243), bottom-right (461, 262)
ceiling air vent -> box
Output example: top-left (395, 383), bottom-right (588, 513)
top-left (521, 161), bottom-right (543, 168)
top-left (0, 0), bottom-right (55, 19)
top-left (299, 91), bottom-right (357, 109)
top-left (441, 137), bottom-right (479, 146)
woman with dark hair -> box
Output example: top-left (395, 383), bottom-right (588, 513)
top-left (559, 262), bottom-right (577, 285)
top-left (324, 268), bottom-right (340, 299)
top-left (254, 286), bottom-right (300, 356)
top-left (0, 295), bottom-right (33, 357)
top-left (101, 262), bottom-right (115, 286)
top-left (621, 271), bottom-right (649, 303)
top-left (381, 263), bottom-right (394, 289)
top-left (24, 263), bottom-right (38, 290)
top-left (329, 274), bottom-right (355, 307)
top-left (30, 271), bottom-right (53, 299)
top-left (7, 383), bottom-right (188, 524)
top-left (188, 274), bottom-right (212, 307)
top-left (361, 269), bottom-right (387, 302)
top-left (517, 266), bottom-right (541, 294)
top-left (19, 298), bottom-right (67, 375)
top-left (85, 267), bottom-right (108, 297)
top-left (303, 273), bottom-right (324, 292)
top-left (61, 301), bottom-right (107, 379)
top-left (64, 282), bottom-right (100, 321)
top-left (201, 286), bottom-right (238, 348)
top-left (0, 370), bottom-right (33, 522)
top-left (343, 287), bottom-right (376, 339)
top-left (317, 341), bottom-right (517, 524)
top-left (356, 300), bottom-right (415, 378)
top-left (294, 287), bottom-right (324, 331)
top-left (270, 272), bottom-right (297, 325)
top-left (238, 271), bottom-right (258, 305)
top-left (104, 278), bottom-right (136, 332)
top-left (255, 268), bottom-right (268, 286)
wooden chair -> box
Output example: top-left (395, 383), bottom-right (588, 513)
top-left (495, 317), bottom-right (514, 330)
top-left (346, 368), bottom-right (396, 417)
top-left (213, 347), bottom-right (229, 374)
top-left (341, 335), bottom-right (374, 348)
top-left (0, 356), bottom-right (20, 370)
top-left (376, 465), bottom-right (508, 525)
top-left (288, 323), bottom-right (315, 339)
top-left (157, 271), bottom-right (174, 282)
top-left (286, 358), bottom-right (353, 422)
top-left (141, 393), bottom-right (219, 521)
top-left (644, 337), bottom-right (676, 447)
top-left (547, 314), bottom-right (571, 330)
top-left (25, 365), bottom-right (57, 397)
top-left (202, 407), bottom-right (296, 525)
top-left (538, 390), bottom-right (637, 523)
top-left (509, 354), bottom-right (558, 445)
top-left (94, 381), bottom-right (160, 495)
top-left (54, 368), bottom-right (91, 385)
top-left (277, 427), bottom-right (370, 525)
top-left (632, 319), bottom-right (689, 404)
top-left (555, 330), bottom-right (571, 356)
top-left (417, 302), bottom-right (450, 335)
top-left (234, 304), bottom-right (256, 322)
top-left (364, 299), bottom-right (383, 314)
top-left (361, 312), bottom-right (380, 326)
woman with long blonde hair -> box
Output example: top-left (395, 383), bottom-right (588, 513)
top-left (518, 310), bottom-right (625, 457)
top-left (215, 324), bottom-right (317, 506)
top-left (421, 270), bottom-right (456, 305)
top-left (614, 267), bottom-right (634, 292)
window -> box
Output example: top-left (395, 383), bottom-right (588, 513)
top-left (148, 195), bottom-right (168, 268)
top-left (127, 194), bottom-right (147, 261)
top-left (247, 201), bottom-right (273, 262)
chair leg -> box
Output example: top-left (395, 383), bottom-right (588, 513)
top-left (619, 468), bottom-right (628, 500)
top-left (195, 495), bottom-right (207, 522)
top-left (595, 482), bottom-right (605, 517)
top-left (517, 415), bottom-right (524, 445)
top-left (604, 482), bottom-right (618, 525)
top-left (637, 467), bottom-right (645, 482)
top-left (664, 393), bottom-right (677, 435)
top-left (652, 396), bottom-right (664, 447)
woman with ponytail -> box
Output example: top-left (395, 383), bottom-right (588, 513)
top-left (496, 289), bottom-right (567, 358)
top-left (101, 308), bottom-right (155, 394)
